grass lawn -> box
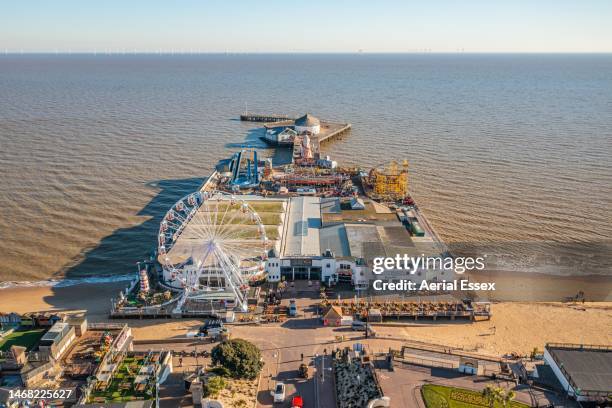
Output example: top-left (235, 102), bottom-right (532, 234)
top-left (247, 201), bottom-right (284, 213)
top-left (88, 355), bottom-right (154, 403)
top-left (421, 384), bottom-right (530, 408)
top-left (0, 328), bottom-right (46, 352)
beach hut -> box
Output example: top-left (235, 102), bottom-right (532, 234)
top-left (20, 313), bottom-right (35, 327)
top-left (322, 305), bottom-right (344, 326)
top-left (0, 312), bottom-right (21, 325)
top-left (32, 312), bottom-right (53, 327)
top-left (49, 313), bottom-right (64, 325)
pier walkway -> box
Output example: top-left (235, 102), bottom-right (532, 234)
top-left (240, 113), bottom-right (296, 122)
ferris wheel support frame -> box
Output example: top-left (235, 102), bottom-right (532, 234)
top-left (160, 191), bottom-right (267, 313)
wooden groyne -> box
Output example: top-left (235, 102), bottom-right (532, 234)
top-left (240, 113), bottom-right (296, 122)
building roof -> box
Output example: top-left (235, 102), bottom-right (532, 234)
top-left (547, 345), bottom-right (612, 393)
top-left (40, 322), bottom-right (70, 344)
top-left (320, 197), bottom-right (341, 214)
top-left (319, 224), bottom-right (351, 257)
top-left (350, 197), bottom-right (365, 210)
top-left (10, 345), bottom-right (26, 358)
top-left (279, 128), bottom-right (297, 136)
top-left (295, 114), bottom-right (320, 127)
top-left (281, 196), bottom-right (321, 257)
top-left (324, 305), bottom-right (344, 319)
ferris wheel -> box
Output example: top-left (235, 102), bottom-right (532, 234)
top-left (157, 191), bottom-right (269, 311)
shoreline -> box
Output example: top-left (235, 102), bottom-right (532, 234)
top-left (0, 273), bottom-right (136, 290)
top-left (1, 282), bottom-right (610, 356)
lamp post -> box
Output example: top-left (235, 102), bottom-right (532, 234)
top-left (314, 353), bottom-right (319, 383)
top-left (365, 305), bottom-right (370, 339)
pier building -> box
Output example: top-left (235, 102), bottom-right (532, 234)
top-left (129, 113), bottom-right (453, 316)
top-left (294, 113), bottom-right (321, 135)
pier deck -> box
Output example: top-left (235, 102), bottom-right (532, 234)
top-left (260, 116), bottom-right (352, 149)
top-left (240, 113), bottom-right (295, 122)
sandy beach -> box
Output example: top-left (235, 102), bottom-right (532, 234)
top-left (1, 282), bottom-right (610, 356)
top-left (467, 269), bottom-right (612, 302)
top-left (396, 301), bottom-right (612, 355)
top-left (0, 282), bottom-right (127, 320)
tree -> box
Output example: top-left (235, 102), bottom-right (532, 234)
top-left (211, 338), bottom-right (263, 380)
top-left (204, 376), bottom-right (226, 398)
top-left (482, 385), bottom-right (502, 408)
top-left (530, 347), bottom-right (539, 361)
top-left (501, 389), bottom-right (516, 408)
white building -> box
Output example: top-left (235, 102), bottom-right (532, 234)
top-left (264, 127), bottom-right (296, 144)
top-left (158, 190), bottom-right (448, 294)
top-left (38, 322), bottom-right (76, 359)
top-left (265, 196), bottom-right (448, 290)
top-left (266, 249), bottom-right (369, 287)
top-left (294, 113), bottom-right (320, 135)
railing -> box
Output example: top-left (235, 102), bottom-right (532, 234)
top-left (397, 355), bottom-right (456, 369)
top-left (547, 343), bottom-right (612, 351)
top-left (546, 345), bottom-right (611, 397)
top-left (88, 322), bottom-right (126, 330)
top-left (239, 113), bottom-right (295, 122)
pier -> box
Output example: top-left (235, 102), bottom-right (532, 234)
top-left (317, 122), bottom-right (351, 144)
top-left (240, 113), bottom-right (296, 122)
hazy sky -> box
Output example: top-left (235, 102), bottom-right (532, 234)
top-left (2, 0), bottom-right (611, 53)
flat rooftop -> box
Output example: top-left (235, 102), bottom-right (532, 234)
top-left (40, 322), bottom-right (70, 344)
top-left (281, 196), bottom-right (321, 257)
top-left (321, 198), bottom-right (397, 226)
top-left (277, 196), bottom-right (442, 262)
top-left (319, 224), bottom-right (351, 257)
top-left (547, 345), bottom-right (612, 392)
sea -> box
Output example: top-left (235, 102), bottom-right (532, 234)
top-left (0, 54), bottom-right (611, 286)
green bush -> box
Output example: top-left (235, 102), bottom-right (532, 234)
top-left (211, 338), bottom-right (263, 380)
top-left (203, 376), bottom-right (227, 398)
top-left (209, 366), bottom-right (231, 377)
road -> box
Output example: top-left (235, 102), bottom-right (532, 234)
top-left (130, 282), bottom-right (567, 408)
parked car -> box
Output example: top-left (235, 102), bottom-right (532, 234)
top-left (272, 382), bottom-right (285, 403)
top-left (199, 319), bottom-right (224, 336)
top-left (291, 395), bottom-right (304, 408)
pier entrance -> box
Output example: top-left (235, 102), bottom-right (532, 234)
top-left (281, 266), bottom-right (321, 281)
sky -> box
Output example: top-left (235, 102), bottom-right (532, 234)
top-left (1, 1), bottom-right (611, 53)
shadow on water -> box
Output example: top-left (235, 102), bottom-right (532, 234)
top-left (225, 126), bottom-right (294, 166)
top-left (42, 177), bottom-right (205, 311)
top-left (225, 127), bottom-right (268, 149)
